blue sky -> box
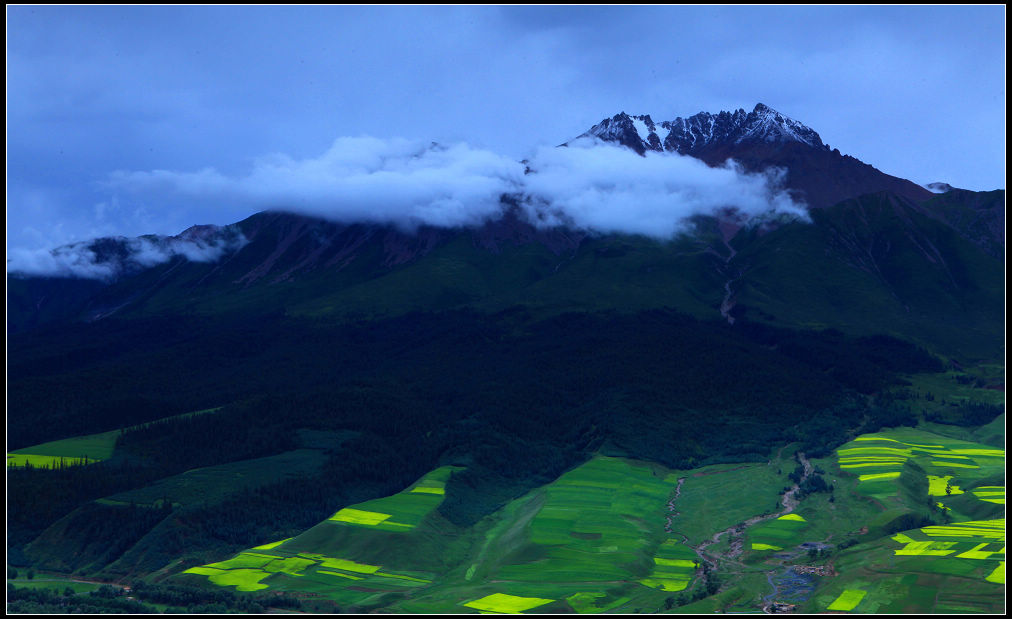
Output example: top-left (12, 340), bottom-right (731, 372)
top-left (6, 5), bottom-right (1006, 254)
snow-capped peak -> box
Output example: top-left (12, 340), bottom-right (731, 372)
top-left (582, 112), bottom-right (669, 153)
top-left (739, 103), bottom-right (824, 147)
top-left (575, 103), bottom-right (827, 155)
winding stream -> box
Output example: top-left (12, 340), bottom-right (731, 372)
top-left (719, 235), bottom-right (740, 325)
top-left (667, 453), bottom-right (818, 611)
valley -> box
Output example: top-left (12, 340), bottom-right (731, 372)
top-left (9, 412), bottom-right (1004, 613)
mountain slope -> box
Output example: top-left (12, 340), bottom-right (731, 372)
top-left (8, 189), bottom-right (1003, 362)
top-left (727, 192), bottom-right (1004, 360)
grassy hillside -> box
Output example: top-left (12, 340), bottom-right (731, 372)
top-left (730, 193), bottom-right (1004, 361)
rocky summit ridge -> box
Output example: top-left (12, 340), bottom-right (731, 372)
top-left (577, 103), bottom-right (828, 155)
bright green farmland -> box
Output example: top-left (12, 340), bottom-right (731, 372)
top-left (462, 593), bottom-right (555, 613)
top-left (810, 427), bottom-right (1005, 613)
top-left (178, 466), bottom-right (459, 609)
top-left (179, 456), bottom-right (698, 613)
top-left (890, 519), bottom-right (1005, 561)
top-left (394, 456), bottom-right (686, 613)
top-left (640, 539), bottom-right (698, 592)
top-left (173, 445), bottom-right (1003, 614)
top-left (835, 429), bottom-right (1005, 510)
top-left (806, 517), bottom-right (1006, 613)
top-left (826, 588), bottom-right (867, 611)
top-left (326, 466), bottom-right (457, 532)
top-left (181, 539), bottom-right (437, 604)
top-left (971, 486), bottom-right (1005, 505)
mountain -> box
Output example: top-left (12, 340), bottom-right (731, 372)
top-left (10, 103), bottom-right (1000, 366)
top-left (573, 103), bottom-right (934, 209)
top-left (6, 106), bottom-right (1005, 613)
top-left (8, 189), bottom-right (1004, 361)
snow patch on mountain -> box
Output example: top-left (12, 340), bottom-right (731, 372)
top-left (631, 116), bottom-right (650, 143)
top-left (923, 182), bottom-right (956, 194)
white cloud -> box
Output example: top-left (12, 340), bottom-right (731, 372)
top-left (519, 138), bottom-right (806, 236)
top-left (11, 136), bottom-right (809, 280)
top-left (7, 244), bottom-right (119, 280)
top-left (7, 229), bottom-right (247, 280)
top-left (106, 135), bottom-right (806, 239)
top-left (107, 137), bottom-right (527, 232)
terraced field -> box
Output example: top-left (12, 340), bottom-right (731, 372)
top-left (178, 457), bottom-right (710, 613)
top-left (179, 466), bottom-right (464, 608)
top-left (834, 429), bottom-right (1004, 515)
top-left (392, 457), bottom-right (700, 613)
top-left (808, 517), bottom-right (1005, 613)
top-left (796, 427), bottom-right (1006, 613)
top-left (640, 539), bottom-right (698, 592)
top-left (171, 430), bottom-right (1004, 614)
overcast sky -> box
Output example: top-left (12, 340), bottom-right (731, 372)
top-left (6, 5), bottom-right (1006, 254)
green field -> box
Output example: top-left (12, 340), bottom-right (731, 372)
top-left (640, 540), bottom-right (698, 592)
top-left (177, 457), bottom-right (704, 613)
top-left (834, 428), bottom-right (1004, 512)
top-left (5, 575), bottom-right (105, 594)
top-left (826, 588), bottom-right (867, 611)
top-left (392, 456), bottom-right (689, 613)
top-left (663, 460), bottom-right (791, 546)
top-left (178, 466), bottom-right (461, 608)
top-left (325, 467), bottom-right (455, 532)
top-left (746, 514), bottom-right (809, 554)
top-left (808, 520), bottom-right (1005, 613)
top-left (170, 451), bottom-right (832, 614)
top-left (797, 427), bottom-right (1006, 613)
top-left (7, 430), bottom-right (119, 468)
